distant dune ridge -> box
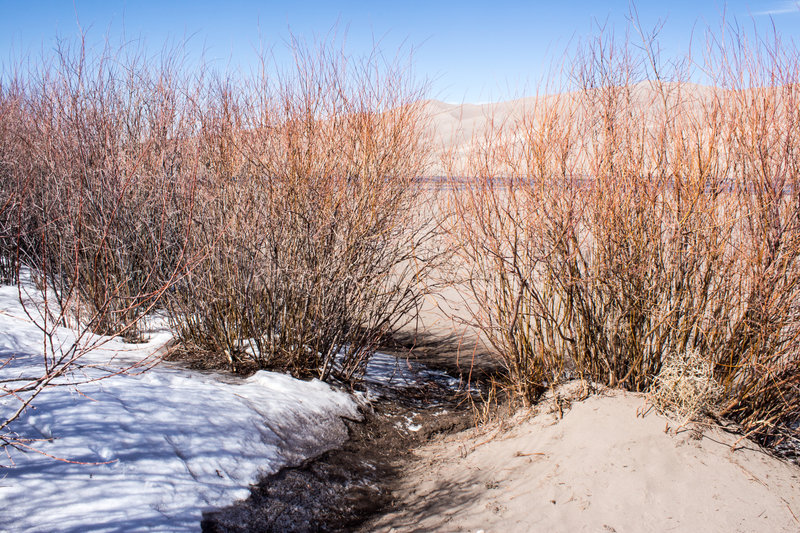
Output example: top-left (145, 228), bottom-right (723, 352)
top-left (422, 81), bottom-right (722, 176)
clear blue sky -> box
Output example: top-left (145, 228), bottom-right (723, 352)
top-left (1, 1), bottom-right (798, 102)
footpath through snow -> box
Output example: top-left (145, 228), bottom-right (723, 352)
top-left (0, 284), bottom-right (360, 532)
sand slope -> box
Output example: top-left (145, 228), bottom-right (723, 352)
top-left (422, 82), bottom-right (720, 176)
top-left (365, 390), bottom-right (800, 532)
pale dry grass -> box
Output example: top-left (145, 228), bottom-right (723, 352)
top-left (649, 349), bottom-right (723, 424)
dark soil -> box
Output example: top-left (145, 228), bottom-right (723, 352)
top-left (163, 344), bottom-right (261, 375)
top-left (164, 330), bottom-right (504, 385)
top-left (199, 333), bottom-right (494, 533)
top-left (201, 397), bottom-right (473, 533)
top-left (380, 330), bottom-right (505, 388)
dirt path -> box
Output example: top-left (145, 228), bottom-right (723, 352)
top-left (200, 344), bottom-right (487, 533)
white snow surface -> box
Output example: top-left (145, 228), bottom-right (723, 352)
top-left (0, 284), bottom-right (360, 532)
top-left (362, 351), bottom-right (462, 397)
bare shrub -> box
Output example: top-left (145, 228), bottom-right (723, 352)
top-left (446, 17), bottom-right (800, 443)
top-left (1, 36), bottom-right (201, 454)
top-left (445, 92), bottom-right (581, 406)
top-left (0, 75), bottom-right (28, 284)
top-left (166, 37), bottom-right (438, 382)
top-left (14, 37), bottom-right (202, 338)
top-left (702, 24), bottom-right (800, 443)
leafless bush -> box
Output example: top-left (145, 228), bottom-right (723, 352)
top-left (444, 93), bottom-right (581, 405)
top-left (447, 18), bottom-right (800, 442)
top-left (0, 75), bottom-right (28, 284)
top-left (14, 37), bottom-right (202, 338)
top-left (704, 24), bottom-right (800, 443)
top-left (1, 36), bottom-right (201, 452)
top-left (166, 37), bottom-right (439, 382)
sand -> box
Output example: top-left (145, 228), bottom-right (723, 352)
top-left (363, 387), bottom-right (800, 533)
top-left (422, 82), bottom-right (721, 176)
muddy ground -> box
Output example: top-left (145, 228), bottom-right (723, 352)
top-left (195, 333), bottom-right (501, 532)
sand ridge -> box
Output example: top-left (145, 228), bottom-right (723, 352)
top-left (364, 388), bottom-right (800, 532)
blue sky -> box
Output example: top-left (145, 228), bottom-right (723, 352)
top-left (1, 1), bottom-right (798, 102)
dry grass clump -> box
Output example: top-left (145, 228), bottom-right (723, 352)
top-left (649, 349), bottom-right (723, 424)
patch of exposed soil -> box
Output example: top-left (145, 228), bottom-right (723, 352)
top-left (163, 344), bottom-right (261, 375)
top-left (200, 350), bottom-right (482, 533)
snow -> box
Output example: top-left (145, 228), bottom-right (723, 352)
top-left (0, 283), bottom-right (360, 532)
top-left (362, 351), bottom-right (462, 396)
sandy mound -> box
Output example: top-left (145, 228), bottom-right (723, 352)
top-left (364, 389), bottom-right (800, 532)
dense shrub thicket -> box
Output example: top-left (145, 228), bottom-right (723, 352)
top-left (0, 36), bottom-right (436, 375)
top-left (0, 34), bottom-right (436, 446)
top-left (166, 43), bottom-right (438, 380)
top-left (0, 39), bottom-right (200, 339)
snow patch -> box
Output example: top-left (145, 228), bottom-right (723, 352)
top-left (0, 284), bottom-right (360, 532)
top-left (363, 351), bottom-right (461, 397)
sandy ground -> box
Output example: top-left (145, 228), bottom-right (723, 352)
top-left (363, 387), bottom-right (800, 533)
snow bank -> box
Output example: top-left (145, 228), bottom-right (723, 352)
top-left (0, 285), bottom-right (360, 532)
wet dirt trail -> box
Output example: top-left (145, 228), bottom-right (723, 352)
top-left (200, 339), bottom-right (501, 532)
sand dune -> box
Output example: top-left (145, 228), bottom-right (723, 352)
top-left (365, 387), bottom-right (800, 532)
top-left (422, 82), bottom-right (719, 175)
